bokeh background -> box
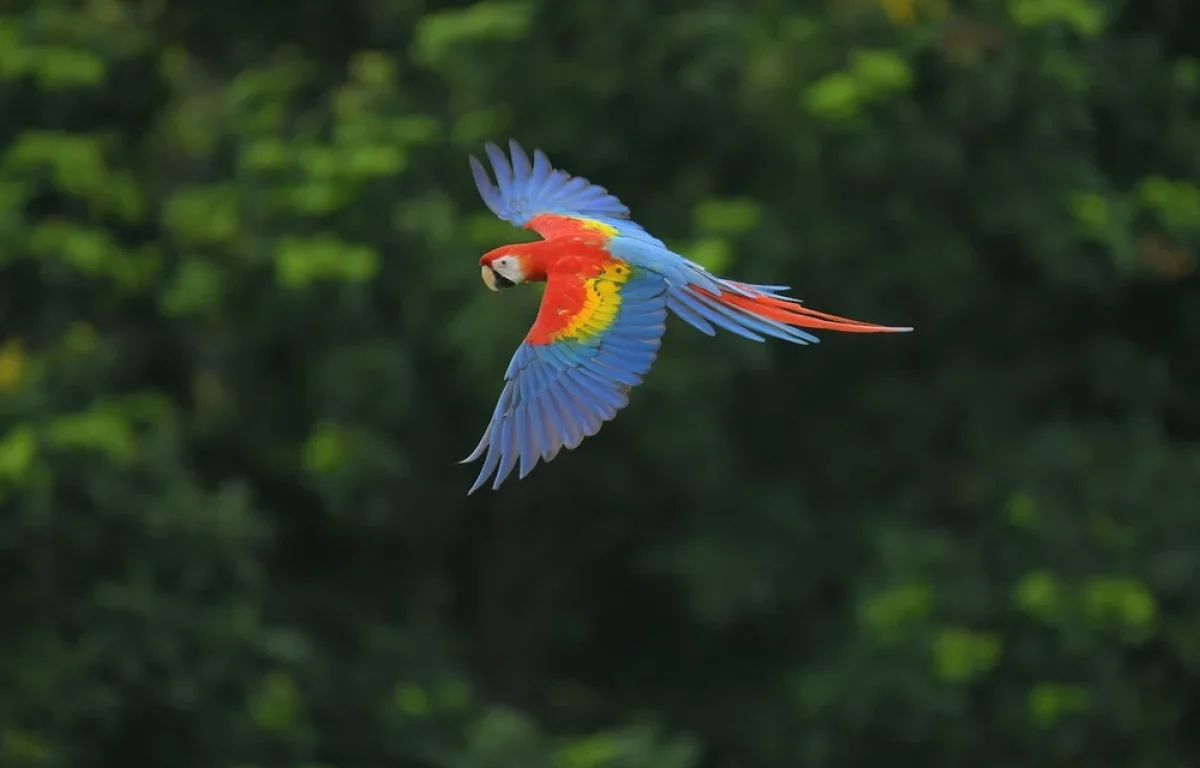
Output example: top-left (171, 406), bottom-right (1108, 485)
top-left (2, 0), bottom-right (1200, 765)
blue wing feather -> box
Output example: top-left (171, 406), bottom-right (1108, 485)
top-left (463, 269), bottom-right (668, 493)
top-left (470, 139), bottom-right (661, 242)
top-left (608, 235), bottom-right (824, 345)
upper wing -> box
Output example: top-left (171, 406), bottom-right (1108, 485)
top-left (463, 260), bottom-right (668, 493)
top-left (470, 139), bottom-right (661, 243)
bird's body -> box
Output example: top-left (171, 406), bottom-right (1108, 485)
top-left (464, 140), bottom-right (911, 493)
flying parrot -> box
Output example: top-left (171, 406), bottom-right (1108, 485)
top-left (463, 140), bottom-right (911, 493)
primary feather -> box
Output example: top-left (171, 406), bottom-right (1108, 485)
top-left (470, 139), bottom-right (658, 241)
top-left (464, 140), bottom-right (911, 493)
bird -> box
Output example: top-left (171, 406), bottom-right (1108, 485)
top-left (462, 139), bottom-right (911, 493)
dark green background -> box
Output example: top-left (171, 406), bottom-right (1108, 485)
top-left (2, 0), bottom-right (1199, 765)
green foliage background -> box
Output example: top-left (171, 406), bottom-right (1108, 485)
top-left (1, 0), bottom-right (1199, 765)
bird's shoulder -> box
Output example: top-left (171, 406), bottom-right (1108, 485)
top-left (541, 237), bottom-right (627, 274)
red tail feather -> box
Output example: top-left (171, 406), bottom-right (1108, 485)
top-left (694, 287), bottom-right (912, 333)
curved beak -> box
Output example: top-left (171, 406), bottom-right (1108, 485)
top-left (481, 264), bottom-right (499, 291)
top-left (481, 264), bottom-right (515, 291)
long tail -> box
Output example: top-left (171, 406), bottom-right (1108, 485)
top-left (665, 280), bottom-right (912, 344)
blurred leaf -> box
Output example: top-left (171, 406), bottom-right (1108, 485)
top-left (160, 259), bottom-right (223, 316)
top-left (274, 235), bottom-right (380, 287)
top-left (804, 72), bottom-right (860, 120)
top-left (30, 47), bottom-right (106, 87)
top-left (1009, 0), bottom-right (1107, 37)
top-left (394, 683), bottom-right (430, 716)
top-left (248, 672), bottom-right (299, 732)
top-left (302, 421), bottom-right (350, 475)
top-left (692, 199), bottom-right (763, 236)
top-left (163, 184), bottom-right (240, 242)
top-left (554, 734), bottom-right (622, 768)
top-left (0, 729), bottom-right (50, 764)
top-left (413, 2), bottom-right (532, 69)
top-left (1083, 576), bottom-right (1157, 631)
top-left (0, 338), bottom-right (26, 391)
top-left (859, 582), bottom-right (932, 639)
top-left (1013, 571), bottom-right (1061, 621)
top-left (465, 707), bottom-right (544, 766)
top-left (1138, 176), bottom-right (1200, 231)
top-left (0, 424), bottom-right (37, 482)
top-left (849, 49), bottom-right (914, 94)
top-left (1028, 683), bottom-right (1090, 727)
top-left (1005, 492), bottom-right (1039, 528)
top-left (931, 628), bottom-right (1002, 684)
top-left (44, 402), bottom-right (138, 464)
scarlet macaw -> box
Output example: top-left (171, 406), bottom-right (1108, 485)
top-left (463, 140), bottom-right (911, 493)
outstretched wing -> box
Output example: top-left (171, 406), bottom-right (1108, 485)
top-left (470, 139), bottom-right (661, 243)
top-left (463, 260), bottom-right (668, 493)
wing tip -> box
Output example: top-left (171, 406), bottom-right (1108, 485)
top-left (468, 153), bottom-right (486, 181)
top-left (470, 137), bottom-right (639, 228)
top-left (466, 461), bottom-right (498, 494)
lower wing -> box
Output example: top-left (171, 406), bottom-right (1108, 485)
top-left (608, 237), bottom-right (912, 344)
top-left (463, 262), bottom-right (668, 493)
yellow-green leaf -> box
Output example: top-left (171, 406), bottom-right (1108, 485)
top-left (859, 582), bottom-right (932, 637)
top-left (0, 338), bottom-right (26, 391)
top-left (394, 683), bottom-right (429, 716)
top-left (1014, 570), bottom-right (1061, 620)
top-left (931, 627), bottom-right (1002, 684)
top-left (302, 422), bottom-right (350, 474)
top-left (1028, 682), bottom-right (1091, 727)
top-left (248, 672), bottom-right (299, 732)
top-left (0, 424), bottom-right (37, 481)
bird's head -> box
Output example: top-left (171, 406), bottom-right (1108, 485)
top-left (479, 249), bottom-right (530, 292)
